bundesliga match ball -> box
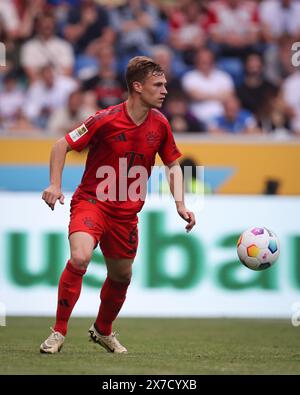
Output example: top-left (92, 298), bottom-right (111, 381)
top-left (237, 227), bottom-right (280, 271)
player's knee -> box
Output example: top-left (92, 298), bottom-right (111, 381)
top-left (120, 272), bottom-right (132, 283)
top-left (111, 272), bottom-right (132, 283)
top-left (70, 250), bottom-right (92, 270)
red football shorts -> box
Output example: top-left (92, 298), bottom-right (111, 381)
top-left (68, 197), bottom-right (138, 259)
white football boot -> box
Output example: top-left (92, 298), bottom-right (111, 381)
top-left (88, 324), bottom-right (127, 354)
top-left (40, 328), bottom-right (65, 354)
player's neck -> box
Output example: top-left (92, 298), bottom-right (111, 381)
top-left (126, 98), bottom-right (149, 126)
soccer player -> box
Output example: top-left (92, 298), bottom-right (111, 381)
top-left (40, 56), bottom-right (196, 354)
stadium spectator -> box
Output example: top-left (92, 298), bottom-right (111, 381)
top-left (182, 47), bottom-right (234, 123)
top-left (208, 95), bottom-right (259, 135)
top-left (82, 45), bottom-right (126, 108)
top-left (0, 28), bottom-right (18, 80)
top-left (0, 0), bottom-right (298, 140)
top-left (282, 71), bottom-right (300, 135)
top-left (264, 34), bottom-right (296, 86)
top-left (256, 88), bottom-right (291, 135)
top-left (179, 157), bottom-right (212, 194)
top-left (48, 89), bottom-right (97, 136)
top-left (168, 0), bottom-right (215, 66)
top-left (0, 0), bottom-right (20, 39)
top-left (259, 0), bottom-right (300, 41)
top-left (209, 0), bottom-right (260, 83)
top-left (63, 0), bottom-right (114, 55)
top-left (0, 71), bottom-right (25, 127)
top-left (151, 44), bottom-right (185, 92)
top-left (20, 12), bottom-right (74, 82)
top-left (159, 156), bottom-right (212, 194)
top-left (263, 178), bottom-right (280, 195)
top-left (163, 91), bottom-right (206, 133)
top-left (210, 0), bottom-right (260, 55)
top-left (46, 0), bottom-right (80, 5)
top-left (236, 53), bottom-right (277, 118)
top-left (24, 64), bottom-right (78, 128)
top-left (110, 0), bottom-right (161, 73)
top-left (14, 0), bottom-right (50, 40)
top-left (5, 111), bottom-right (44, 137)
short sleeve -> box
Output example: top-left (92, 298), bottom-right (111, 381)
top-left (65, 115), bottom-right (100, 152)
top-left (158, 122), bottom-right (182, 165)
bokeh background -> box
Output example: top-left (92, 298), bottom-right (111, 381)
top-left (1, 0), bottom-right (300, 321)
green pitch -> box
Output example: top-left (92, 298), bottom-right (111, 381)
top-left (1, 317), bottom-right (300, 375)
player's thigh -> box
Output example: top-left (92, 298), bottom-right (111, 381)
top-left (100, 216), bottom-right (138, 261)
top-left (104, 256), bottom-right (134, 283)
top-left (68, 197), bottom-right (106, 269)
top-left (69, 197), bottom-right (105, 246)
top-left (69, 232), bottom-right (95, 269)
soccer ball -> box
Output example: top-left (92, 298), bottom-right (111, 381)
top-left (237, 227), bottom-right (280, 271)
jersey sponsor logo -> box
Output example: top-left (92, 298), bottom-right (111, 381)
top-left (69, 123), bottom-right (88, 142)
top-left (125, 151), bottom-right (145, 172)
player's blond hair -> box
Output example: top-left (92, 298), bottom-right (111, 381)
top-left (126, 56), bottom-right (164, 93)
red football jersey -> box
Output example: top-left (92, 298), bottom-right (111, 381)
top-left (65, 102), bottom-right (181, 217)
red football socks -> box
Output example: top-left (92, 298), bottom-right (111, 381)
top-left (95, 276), bottom-right (130, 336)
top-left (54, 260), bottom-right (86, 336)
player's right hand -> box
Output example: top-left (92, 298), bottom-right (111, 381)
top-left (42, 185), bottom-right (65, 211)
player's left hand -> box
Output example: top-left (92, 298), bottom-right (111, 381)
top-left (177, 206), bottom-right (196, 233)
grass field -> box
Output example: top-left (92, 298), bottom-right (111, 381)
top-left (0, 317), bottom-right (300, 375)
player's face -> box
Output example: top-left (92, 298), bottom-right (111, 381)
top-left (140, 74), bottom-right (168, 108)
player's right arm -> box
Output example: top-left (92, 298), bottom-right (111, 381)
top-left (43, 110), bottom-right (112, 210)
top-left (42, 137), bottom-right (72, 211)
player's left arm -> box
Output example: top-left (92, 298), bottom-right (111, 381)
top-left (165, 160), bottom-right (196, 233)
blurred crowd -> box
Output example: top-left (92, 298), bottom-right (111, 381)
top-left (0, 0), bottom-right (300, 137)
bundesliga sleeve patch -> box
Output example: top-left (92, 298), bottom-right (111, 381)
top-left (69, 124), bottom-right (88, 142)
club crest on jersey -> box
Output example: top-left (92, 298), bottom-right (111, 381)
top-left (69, 123), bottom-right (88, 142)
top-left (146, 131), bottom-right (160, 147)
